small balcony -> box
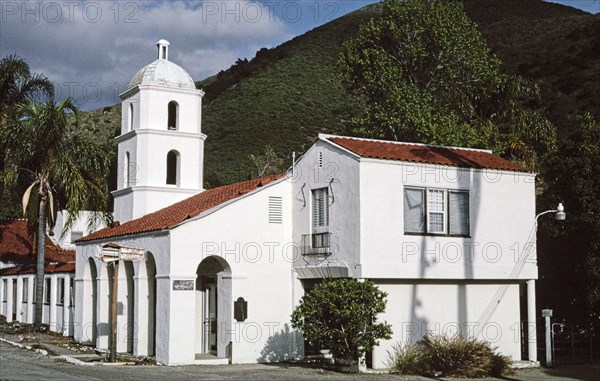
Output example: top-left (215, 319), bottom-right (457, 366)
top-left (301, 233), bottom-right (332, 256)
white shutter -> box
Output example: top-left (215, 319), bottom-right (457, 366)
top-left (404, 188), bottom-right (425, 233)
top-left (449, 191), bottom-right (469, 235)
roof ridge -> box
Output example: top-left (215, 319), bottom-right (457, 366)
top-left (320, 133), bottom-right (493, 154)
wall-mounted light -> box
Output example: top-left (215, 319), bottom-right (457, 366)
top-left (555, 203), bottom-right (566, 221)
top-left (536, 203), bottom-right (566, 223)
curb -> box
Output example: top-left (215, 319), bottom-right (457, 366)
top-left (0, 337), bottom-right (96, 366)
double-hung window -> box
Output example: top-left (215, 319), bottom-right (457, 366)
top-left (427, 189), bottom-right (446, 233)
top-left (404, 187), bottom-right (469, 236)
top-left (312, 188), bottom-right (329, 232)
top-left (312, 187), bottom-right (330, 249)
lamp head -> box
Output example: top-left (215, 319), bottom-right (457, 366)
top-left (556, 203), bottom-right (566, 221)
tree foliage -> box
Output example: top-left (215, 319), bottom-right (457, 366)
top-left (291, 278), bottom-right (392, 362)
top-left (1, 56), bottom-right (112, 327)
top-left (0, 55), bottom-right (55, 218)
top-left (538, 113), bottom-right (600, 326)
top-left (1, 96), bottom-right (112, 327)
top-left (339, 0), bottom-right (555, 167)
top-left (0, 54), bottom-right (54, 111)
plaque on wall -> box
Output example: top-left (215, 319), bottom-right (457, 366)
top-left (234, 297), bottom-right (247, 322)
top-left (173, 280), bottom-right (194, 290)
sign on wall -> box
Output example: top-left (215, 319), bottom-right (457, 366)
top-left (173, 280), bottom-right (194, 291)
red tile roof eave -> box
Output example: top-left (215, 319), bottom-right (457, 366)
top-left (0, 262), bottom-right (75, 276)
top-left (77, 228), bottom-right (169, 245)
top-left (326, 136), bottom-right (529, 173)
top-left (78, 174), bottom-right (286, 243)
top-left (359, 156), bottom-right (532, 174)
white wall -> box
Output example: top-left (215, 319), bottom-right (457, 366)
top-left (372, 281), bottom-right (522, 369)
top-left (358, 159), bottom-right (537, 280)
top-left (0, 273), bottom-right (74, 335)
top-left (291, 141), bottom-right (362, 278)
top-left (170, 179), bottom-right (302, 365)
top-left (74, 234), bottom-right (169, 359)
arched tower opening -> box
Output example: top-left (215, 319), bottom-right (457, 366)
top-left (166, 150), bottom-right (180, 186)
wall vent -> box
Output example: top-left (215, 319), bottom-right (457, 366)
top-left (268, 197), bottom-right (283, 224)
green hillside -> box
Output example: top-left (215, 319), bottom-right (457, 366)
top-left (197, 0), bottom-right (599, 185)
top-left (76, 0), bottom-right (599, 187)
top-left (199, 6), bottom-right (375, 185)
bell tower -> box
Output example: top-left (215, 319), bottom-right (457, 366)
top-left (113, 39), bottom-right (206, 223)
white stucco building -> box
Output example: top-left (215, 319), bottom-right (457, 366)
top-left (66, 39), bottom-right (538, 368)
top-left (291, 136), bottom-right (538, 368)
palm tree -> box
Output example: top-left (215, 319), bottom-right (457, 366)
top-left (3, 97), bottom-right (111, 328)
top-left (1, 55), bottom-right (54, 216)
top-left (0, 54), bottom-right (54, 110)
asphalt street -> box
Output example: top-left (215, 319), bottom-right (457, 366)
top-left (0, 341), bottom-right (597, 381)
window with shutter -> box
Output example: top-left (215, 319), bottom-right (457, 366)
top-left (312, 188), bottom-right (329, 232)
top-left (404, 187), bottom-right (469, 236)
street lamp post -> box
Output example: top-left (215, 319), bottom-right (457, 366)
top-left (535, 203), bottom-right (566, 367)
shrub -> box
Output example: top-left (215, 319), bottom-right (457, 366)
top-left (386, 334), bottom-right (513, 377)
top-left (387, 341), bottom-right (429, 375)
top-left (419, 334), bottom-right (513, 378)
top-left (290, 278), bottom-right (392, 365)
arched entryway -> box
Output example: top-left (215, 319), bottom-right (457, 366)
top-left (195, 256), bottom-right (232, 358)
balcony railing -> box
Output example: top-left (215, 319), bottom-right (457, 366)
top-left (301, 233), bottom-right (332, 256)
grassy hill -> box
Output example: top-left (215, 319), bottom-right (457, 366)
top-left (199, 0), bottom-right (599, 186)
top-left (199, 6), bottom-right (376, 185)
top-left (77, 0), bottom-right (599, 187)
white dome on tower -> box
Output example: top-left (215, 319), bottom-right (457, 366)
top-left (128, 39), bottom-right (196, 90)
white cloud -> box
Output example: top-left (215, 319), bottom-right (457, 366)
top-left (0, 0), bottom-right (293, 109)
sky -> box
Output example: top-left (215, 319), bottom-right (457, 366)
top-left (0, 0), bottom-right (597, 110)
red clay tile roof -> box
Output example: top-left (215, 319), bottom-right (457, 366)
top-left (79, 174), bottom-right (285, 243)
top-left (0, 219), bottom-right (75, 265)
top-left (327, 136), bottom-right (528, 172)
top-left (0, 262), bottom-right (75, 276)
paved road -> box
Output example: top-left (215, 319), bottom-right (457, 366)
top-left (0, 341), bottom-right (597, 381)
